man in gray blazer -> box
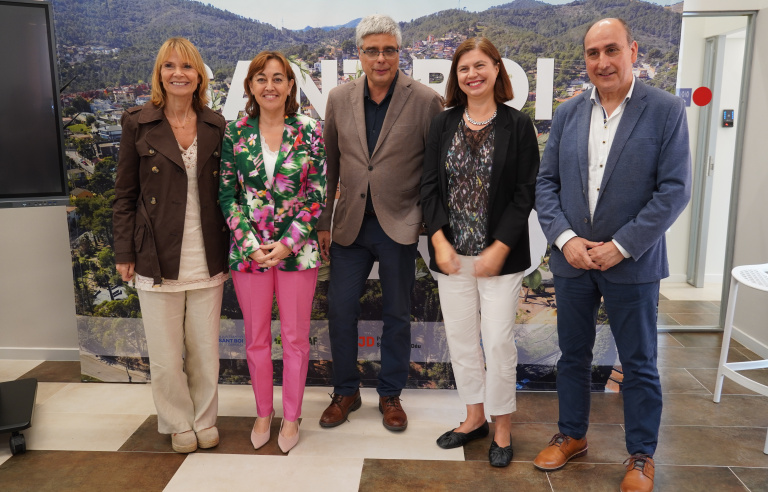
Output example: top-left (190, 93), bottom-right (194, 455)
top-left (534, 18), bottom-right (691, 492)
top-left (316, 14), bottom-right (443, 431)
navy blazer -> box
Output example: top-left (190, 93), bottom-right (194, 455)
top-left (421, 104), bottom-right (540, 275)
top-left (536, 79), bottom-right (691, 284)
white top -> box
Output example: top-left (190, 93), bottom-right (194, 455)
top-left (554, 78), bottom-right (635, 259)
top-left (135, 136), bottom-right (228, 292)
top-left (261, 134), bottom-right (279, 182)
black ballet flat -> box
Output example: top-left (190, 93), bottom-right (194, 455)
top-left (488, 437), bottom-right (513, 467)
top-left (436, 421), bottom-right (490, 449)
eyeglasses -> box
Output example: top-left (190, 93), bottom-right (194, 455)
top-left (360, 48), bottom-right (400, 60)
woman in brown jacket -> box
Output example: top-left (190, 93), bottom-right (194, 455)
top-left (113, 37), bottom-right (228, 454)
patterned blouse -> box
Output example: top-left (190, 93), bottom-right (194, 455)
top-left (445, 119), bottom-right (496, 256)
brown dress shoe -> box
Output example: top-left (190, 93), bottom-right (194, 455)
top-left (620, 454), bottom-right (654, 492)
top-left (379, 395), bottom-right (407, 431)
top-left (533, 433), bottom-right (588, 470)
top-left (319, 391), bottom-right (361, 428)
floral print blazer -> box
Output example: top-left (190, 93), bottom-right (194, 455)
top-left (219, 114), bottom-right (326, 273)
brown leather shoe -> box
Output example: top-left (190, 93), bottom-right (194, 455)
top-left (319, 391), bottom-right (361, 428)
top-left (533, 433), bottom-right (588, 470)
top-left (379, 395), bottom-right (407, 431)
top-left (620, 454), bottom-right (655, 492)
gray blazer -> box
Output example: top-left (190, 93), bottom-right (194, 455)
top-left (536, 79), bottom-right (692, 284)
top-left (317, 71), bottom-right (443, 246)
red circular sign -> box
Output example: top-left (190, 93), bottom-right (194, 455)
top-left (693, 87), bottom-right (713, 106)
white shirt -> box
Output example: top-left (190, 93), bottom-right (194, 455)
top-left (261, 134), bottom-right (279, 182)
top-left (554, 78), bottom-right (636, 259)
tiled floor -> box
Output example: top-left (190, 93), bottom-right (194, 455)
top-left (2, 332), bottom-right (767, 491)
top-left (659, 282), bottom-right (723, 327)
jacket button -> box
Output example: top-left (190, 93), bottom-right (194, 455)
top-left (149, 149), bottom-right (156, 155)
top-left (368, 166), bottom-right (373, 171)
top-left (221, 226), bottom-right (227, 232)
top-left (216, 199), bottom-right (220, 205)
top-left (151, 166), bottom-right (159, 173)
top-left (213, 170), bottom-right (219, 177)
top-left (360, 193), bottom-right (365, 198)
top-left (151, 197), bottom-right (157, 205)
top-left (214, 151), bottom-right (220, 157)
top-left (583, 217), bottom-right (588, 223)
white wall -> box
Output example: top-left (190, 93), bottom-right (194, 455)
top-left (0, 207), bottom-right (79, 360)
top-left (685, 0), bottom-right (768, 355)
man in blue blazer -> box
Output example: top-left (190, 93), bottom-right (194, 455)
top-left (534, 18), bottom-right (691, 492)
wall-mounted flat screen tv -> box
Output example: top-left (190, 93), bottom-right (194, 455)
top-left (0, 0), bottom-right (68, 208)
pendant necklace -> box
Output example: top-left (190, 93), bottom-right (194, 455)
top-left (169, 106), bottom-right (191, 129)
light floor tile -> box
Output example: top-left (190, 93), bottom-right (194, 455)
top-left (660, 282), bottom-right (723, 301)
top-left (216, 384), bottom-right (257, 417)
top-left (0, 360), bottom-right (43, 381)
top-left (34, 382), bottom-right (70, 405)
top-left (21, 412), bottom-right (148, 451)
top-left (164, 453), bottom-right (364, 492)
top-left (289, 414), bottom-right (465, 461)
top-left (34, 380), bottom-right (155, 415)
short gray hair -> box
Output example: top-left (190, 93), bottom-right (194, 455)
top-left (355, 14), bottom-right (402, 49)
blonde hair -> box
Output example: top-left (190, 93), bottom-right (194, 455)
top-left (150, 37), bottom-right (209, 111)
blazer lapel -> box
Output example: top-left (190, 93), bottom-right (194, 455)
top-left (140, 106), bottom-right (184, 170)
top-left (195, 111), bottom-right (220, 177)
top-left (350, 78), bottom-right (369, 162)
top-left (489, 108), bottom-right (511, 207)
top-left (245, 117), bottom-right (269, 187)
top-left (372, 72), bottom-right (410, 157)
top-left (272, 117), bottom-right (299, 188)
top-left (599, 84), bottom-right (647, 194)
top-left (576, 97), bottom-right (592, 198)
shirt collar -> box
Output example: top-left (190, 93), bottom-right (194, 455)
top-left (364, 70), bottom-right (399, 101)
top-left (590, 76), bottom-right (636, 109)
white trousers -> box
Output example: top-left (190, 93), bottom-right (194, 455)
top-left (434, 255), bottom-right (524, 416)
top-left (137, 284), bottom-right (223, 434)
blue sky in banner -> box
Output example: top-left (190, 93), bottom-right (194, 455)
top-left (199, 0), bottom-right (679, 31)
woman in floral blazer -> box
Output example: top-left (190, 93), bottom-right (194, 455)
top-left (219, 51), bottom-right (326, 453)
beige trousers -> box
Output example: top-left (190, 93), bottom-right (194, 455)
top-left (137, 284), bottom-right (223, 434)
top-left (434, 255), bottom-right (524, 416)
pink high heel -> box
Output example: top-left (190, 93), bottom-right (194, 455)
top-left (250, 410), bottom-right (274, 450)
top-left (277, 418), bottom-right (300, 453)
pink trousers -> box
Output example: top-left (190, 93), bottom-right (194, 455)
top-left (232, 268), bottom-right (318, 422)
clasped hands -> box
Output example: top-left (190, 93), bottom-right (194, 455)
top-left (249, 241), bottom-right (291, 269)
top-left (433, 235), bottom-right (509, 278)
top-left (562, 237), bottom-right (624, 271)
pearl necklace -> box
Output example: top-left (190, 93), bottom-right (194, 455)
top-left (464, 107), bottom-right (497, 126)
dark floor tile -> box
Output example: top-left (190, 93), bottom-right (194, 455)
top-left (668, 312), bottom-right (721, 326)
top-left (658, 333), bottom-right (684, 347)
top-left (512, 391), bottom-right (560, 423)
top-left (670, 332), bottom-right (739, 348)
top-left (0, 450), bottom-right (185, 492)
top-left (654, 426), bottom-right (768, 467)
top-left (688, 368), bottom-right (768, 396)
top-left (730, 466), bottom-right (768, 491)
top-left (653, 464), bottom-right (751, 491)
top-left (119, 415), bottom-right (288, 455)
top-left (588, 392), bottom-right (626, 425)
top-left (359, 458), bottom-right (552, 492)
top-left (735, 347), bottom-right (767, 362)
top-left (661, 393), bottom-right (768, 427)
top-left (658, 347), bottom-right (749, 369)
top-left (548, 463), bottom-right (628, 492)
top-left (659, 300), bottom-right (720, 314)
top-left (659, 368), bottom-right (710, 394)
top-left (658, 313), bottom-right (681, 326)
top-left (17, 361), bottom-right (81, 383)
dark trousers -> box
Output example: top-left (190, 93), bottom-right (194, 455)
top-left (553, 271), bottom-right (662, 456)
top-left (327, 215), bottom-right (416, 397)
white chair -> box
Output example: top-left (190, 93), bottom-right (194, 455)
top-left (713, 263), bottom-right (768, 454)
